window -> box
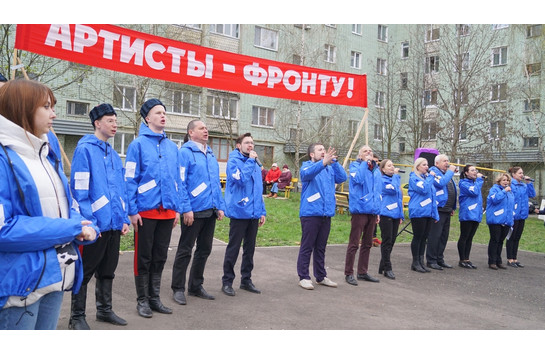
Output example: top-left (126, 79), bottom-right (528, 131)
top-left (401, 42), bottom-right (409, 59)
top-left (66, 101), bottom-right (89, 116)
top-left (459, 123), bottom-right (467, 140)
top-left (490, 121), bottom-right (505, 139)
top-left (423, 89), bottom-right (438, 106)
top-left (457, 24), bottom-right (470, 36)
top-left (399, 105), bottom-right (407, 121)
top-left (526, 63), bottom-right (542, 76)
top-left (422, 121), bottom-right (437, 140)
top-left (491, 83), bottom-right (507, 102)
top-left (425, 25), bottom-right (440, 42)
top-left (211, 24), bottom-right (239, 38)
top-left (252, 106), bottom-right (275, 127)
top-left (352, 24), bottom-right (362, 35)
top-left (524, 98), bottom-right (540, 112)
top-left (492, 47), bottom-right (507, 66)
top-left (254, 145), bottom-right (274, 167)
top-left (254, 26), bottom-right (278, 50)
top-left (399, 137), bottom-right (406, 153)
top-left (206, 94), bottom-right (238, 119)
top-left (492, 24), bottom-right (509, 30)
top-left (113, 85), bottom-right (136, 111)
top-left (425, 55), bottom-right (439, 73)
top-left (400, 73), bottom-right (408, 89)
top-left (324, 44), bottom-right (336, 63)
top-left (176, 24), bottom-right (201, 30)
top-left (168, 133), bottom-right (185, 148)
top-left (349, 120), bottom-right (359, 138)
top-left (523, 137), bottom-right (539, 148)
top-left (455, 52), bottom-right (470, 71)
top-left (374, 124), bottom-right (383, 141)
top-left (166, 90), bottom-right (200, 116)
top-left (209, 137), bottom-right (231, 162)
top-left (375, 91), bottom-right (385, 108)
top-left (113, 132), bottom-right (135, 157)
top-left (527, 25), bottom-right (542, 38)
top-left (378, 25), bottom-right (388, 42)
top-left (376, 58), bottom-right (387, 75)
top-left (289, 128), bottom-right (303, 142)
top-left (351, 51), bottom-right (362, 69)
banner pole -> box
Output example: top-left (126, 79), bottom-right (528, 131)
top-left (343, 108), bottom-right (368, 170)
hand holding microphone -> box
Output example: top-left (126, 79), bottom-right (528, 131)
top-left (250, 150), bottom-right (262, 167)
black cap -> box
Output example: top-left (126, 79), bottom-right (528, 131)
top-left (0, 73), bottom-right (7, 82)
top-left (140, 98), bottom-right (165, 119)
top-left (89, 103), bottom-right (116, 125)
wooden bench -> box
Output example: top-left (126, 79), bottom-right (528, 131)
top-left (335, 191), bottom-right (350, 214)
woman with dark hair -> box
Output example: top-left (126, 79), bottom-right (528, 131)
top-left (486, 173), bottom-right (514, 270)
top-left (507, 166), bottom-right (536, 268)
top-left (378, 159), bottom-right (404, 279)
top-left (457, 165), bottom-right (484, 269)
top-left (0, 80), bottom-right (97, 329)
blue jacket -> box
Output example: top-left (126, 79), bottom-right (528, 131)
top-left (124, 123), bottom-right (184, 215)
top-left (429, 166), bottom-right (457, 209)
top-left (224, 149), bottom-right (266, 219)
top-left (348, 159), bottom-right (382, 215)
top-left (0, 137), bottom-right (96, 308)
top-left (486, 184), bottom-right (515, 226)
top-left (458, 177), bottom-right (484, 222)
top-left (408, 172), bottom-right (439, 221)
top-left (299, 159), bottom-right (347, 218)
top-left (380, 173), bottom-right (404, 220)
top-left (71, 135), bottom-right (130, 232)
top-left (511, 180), bottom-right (536, 221)
top-left (178, 141), bottom-right (225, 214)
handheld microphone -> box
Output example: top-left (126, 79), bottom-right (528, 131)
top-left (398, 169), bottom-right (406, 174)
top-left (255, 157), bottom-right (263, 167)
top-left (525, 177), bottom-right (535, 182)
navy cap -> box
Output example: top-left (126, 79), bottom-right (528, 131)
top-left (140, 98), bottom-right (165, 119)
top-left (89, 103), bottom-right (116, 125)
top-left (0, 73), bottom-right (7, 82)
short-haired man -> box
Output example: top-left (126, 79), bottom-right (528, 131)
top-left (297, 143), bottom-right (347, 290)
top-left (222, 133), bottom-right (266, 296)
top-left (171, 120), bottom-right (225, 304)
top-left (69, 104), bottom-right (130, 329)
top-left (426, 154), bottom-right (457, 270)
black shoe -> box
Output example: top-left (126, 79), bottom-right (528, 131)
top-left (345, 275), bottom-right (358, 286)
top-left (438, 261), bottom-right (453, 269)
top-left (222, 285), bottom-right (236, 296)
top-left (189, 287), bottom-right (215, 300)
top-left (467, 261), bottom-right (477, 269)
top-left (458, 261), bottom-right (472, 269)
top-left (137, 300), bottom-right (153, 318)
top-left (173, 291), bottom-right (187, 305)
top-left (69, 316), bottom-right (90, 330)
top-left (96, 310), bottom-right (127, 326)
top-left (149, 298), bottom-right (173, 314)
top-left (427, 262), bottom-right (443, 270)
top-left (384, 270), bottom-right (395, 280)
top-left (240, 282), bottom-right (261, 294)
top-left (515, 261), bottom-right (524, 268)
top-left (489, 264), bottom-right (498, 270)
top-left (507, 261), bottom-right (519, 268)
top-left (497, 263), bottom-right (507, 269)
top-left (357, 273), bottom-right (380, 283)
top-left (411, 261), bottom-right (426, 273)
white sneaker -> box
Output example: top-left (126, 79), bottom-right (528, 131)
top-left (317, 277), bottom-right (338, 288)
top-left (299, 279), bottom-right (314, 290)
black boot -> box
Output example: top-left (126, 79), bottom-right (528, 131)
top-left (69, 284), bottom-right (90, 330)
top-left (96, 278), bottom-right (127, 326)
top-left (148, 273), bottom-right (172, 314)
top-left (411, 258), bottom-right (426, 273)
top-left (419, 256), bottom-right (431, 272)
top-left (135, 275), bottom-right (153, 318)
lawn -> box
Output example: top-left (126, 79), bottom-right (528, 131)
top-left (121, 192), bottom-right (545, 253)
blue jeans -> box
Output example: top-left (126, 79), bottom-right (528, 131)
top-left (270, 183), bottom-right (278, 193)
top-left (0, 291), bottom-right (64, 330)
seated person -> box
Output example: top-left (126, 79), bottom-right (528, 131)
top-left (264, 163), bottom-right (281, 197)
top-left (270, 164), bottom-right (292, 198)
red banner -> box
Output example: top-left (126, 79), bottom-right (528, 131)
top-left (15, 24), bottom-right (367, 108)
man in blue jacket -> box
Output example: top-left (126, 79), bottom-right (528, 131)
top-left (222, 133), bottom-right (266, 296)
top-left (426, 154), bottom-right (457, 270)
top-left (171, 120), bottom-right (225, 304)
top-left (297, 143), bottom-right (347, 290)
top-left (125, 99), bottom-right (184, 318)
top-left (344, 145), bottom-right (382, 286)
top-left (69, 104), bottom-right (130, 330)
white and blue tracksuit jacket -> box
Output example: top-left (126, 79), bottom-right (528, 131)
top-left (486, 184), bottom-right (515, 226)
top-left (458, 177), bottom-right (484, 222)
top-left (380, 173), bottom-right (404, 220)
top-left (408, 172), bottom-right (439, 221)
top-left (348, 159), bottom-right (382, 215)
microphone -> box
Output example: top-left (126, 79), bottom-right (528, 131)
top-left (398, 169), bottom-right (406, 174)
top-left (525, 177), bottom-right (535, 182)
top-left (255, 156), bottom-right (263, 167)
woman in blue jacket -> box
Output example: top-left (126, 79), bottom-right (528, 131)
top-left (0, 80), bottom-right (97, 330)
top-left (486, 173), bottom-right (514, 270)
top-left (507, 166), bottom-right (536, 268)
top-left (378, 159), bottom-right (404, 280)
top-left (408, 157), bottom-right (439, 273)
top-left (457, 165), bottom-right (484, 269)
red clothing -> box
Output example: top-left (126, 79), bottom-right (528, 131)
top-left (277, 170), bottom-right (293, 189)
top-left (265, 168), bottom-right (281, 182)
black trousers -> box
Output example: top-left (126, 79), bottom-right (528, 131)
top-left (171, 214), bottom-right (216, 293)
top-left (457, 221), bottom-right (480, 261)
top-left (506, 219), bottom-right (525, 260)
top-left (379, 216), bottom-right (400, 271)
top-left (222, 218), bottom-right (259, 286)
top-left (80, 230), bottom-right (121, 284)
top-left (410, 217), bottom-right (433, 260)
top-left (488, 224), bottom-right (510, 265)
top-left (426, 211), bottom-right (451, 264)
top-left (134, 218), bottom-right (174, 277)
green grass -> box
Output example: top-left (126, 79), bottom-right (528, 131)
top-left (120, 192), bottom-right (545, 253)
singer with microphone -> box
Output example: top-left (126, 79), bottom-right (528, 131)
top-left (506, 166), bottom-right (536, 268)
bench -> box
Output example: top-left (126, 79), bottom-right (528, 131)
top-left (219, 173), bottom-right (227, 189)
top-left (279, 178), bottom-right (298, 199)
top-left (335, 191), bottom-right (350, 214)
